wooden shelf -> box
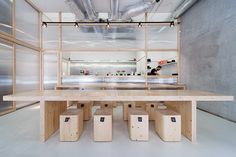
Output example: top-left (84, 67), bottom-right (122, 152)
top-left (159, 62), bottom-right (177, 67)
top-left (66, 60), bottom-right (137, 64)
top-left (147, 75), bottom-right (178, 78)
top-left (63, 75), bottom-right (145, 77)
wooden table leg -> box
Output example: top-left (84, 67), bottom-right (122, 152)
top-left (40, 100), bottom-right (67, 142)
top-left (165, 101), bottom-right (197, 142)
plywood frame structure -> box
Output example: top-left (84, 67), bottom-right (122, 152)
top-left (42, 12), bottom-right (180, 88)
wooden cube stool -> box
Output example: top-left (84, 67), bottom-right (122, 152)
top-left (145, 102), bottom-right (167, 120)
top-left (135, 101), bottom-right (146, 110)
top-left (100, 101), bottom-right (116, 109)
top-left (155, 109), bottom-right (181, 142)
top-left (60, 109), bottom-right (84, 141)
top-left (128, 109), bottom-right (149, 141)
top-left (123, 102), bottom-right (136, 120)
top-left (77, 101), bottom-right (93, 120)
top-left (145, 102), bottom-right (158, 120)
top-left (93, 109), bottom-right (113, 142)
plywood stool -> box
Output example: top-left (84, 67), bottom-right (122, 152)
top-left (145, 102), bottom-right (159, 120)
top-left (145, 102), bottom-right (167, 120)
top-left (60, 109), bottom-right (84, 141)
top-left (128, 108), bottom-right (149, 141)
top-left (135, 101), bottom-right (146, 110)
top-left (155, 109), bottom-right (181, 142)
top-left (77, 101), bottom-right (93, 120)
top-left (93, 109), bottom-right (113, 142)
top-left (100, 101), bottom-right (116, 109)
top-left (123, 101), bottom-right (136, 120)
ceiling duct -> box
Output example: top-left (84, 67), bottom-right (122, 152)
top-left (81, 0), bottom-right (98, 21)
top-left (171, 0), bottom-right (198, 19)
top-left (64, 0), bottom-right (85, 21)
top-left (121, 0), bottom-right (160, 21)
top-left (110, 0), bottom-right (119, 20)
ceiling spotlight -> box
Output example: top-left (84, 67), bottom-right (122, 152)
top-left (42, 22), bottom-right (47, 28)
top-left (74, 22), bottom-right (79, 28)
top-left (138, 22), bottom-right (142, 28)
top-left (170, 21), bottom-right (175, 27)
top-left (106, 22), bottom-right (110, 28)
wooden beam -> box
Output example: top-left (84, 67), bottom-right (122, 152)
top-left (0, 108), bottom-right (15, 116)
top-left (25, 0), bottom-right (41, 13)
top-left (42, 49), bottom-right (178, 52)
top-left (0, 32), bottom-right (40, 51)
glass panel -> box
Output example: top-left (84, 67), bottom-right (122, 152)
top-left (147, 51), bottom-right (178, 75)
top-left (147, 26), bottom-right (177, 49)
top-left (0, 39), bottom-right (13, 113)
top-left (43, 26), bottom-right (59, 49)
top-left (15, 0), bottom-right (39, 46)
top-left (62, 25), bottom-right (145, 49)
top-left (42, 13), bottom-right (59, 49)
top-left (44, 52), bottom-right (58, 89)
top-left (16, 45), bottom-right (39, 108)
top-left (43, 13), bottom-right (59, 22)
top-left (0, 0), bottom-right (12, 34)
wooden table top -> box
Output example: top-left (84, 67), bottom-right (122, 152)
top-left (3, 90), bottom-right (233, 102)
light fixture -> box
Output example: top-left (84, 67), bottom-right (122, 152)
top-left (138, 22), bottom-right (142, 28)
top-left (106, 22), bottom-right (110, 28)
top-left (42, 22), bottom-right (47, 28)
top-left (74, 22), bottom-right (79, 28)
top-left (170, 21), bottom-right (174, 27)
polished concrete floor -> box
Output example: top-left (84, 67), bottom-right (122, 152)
top-left (0, 104), bottom-right (236, 157)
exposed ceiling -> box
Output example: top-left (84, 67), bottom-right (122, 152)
top-left (30, 0), bottom-right (185, 14)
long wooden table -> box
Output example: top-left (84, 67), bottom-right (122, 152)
top-left (3, 90), bottom-right (233, 142)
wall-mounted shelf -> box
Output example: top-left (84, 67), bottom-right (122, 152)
top-left (159, 62), bottom-right (177, 67)
top-left (147, 75), bottom-right (178, 78)
top-left (69, 60), bottom-right (137, 64)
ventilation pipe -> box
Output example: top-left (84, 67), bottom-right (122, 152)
top-left (121, 0), bottom-right (160, 21)
top-left (171, 0), bottom-right (198, 19)
top-left (110, 0), bottom-right (119, 20)
top-left (64, 0), bottom-right (85, 21)
top-left (81, 0), bottom-right (98, 20)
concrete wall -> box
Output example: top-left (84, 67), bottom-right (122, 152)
top-left (180, 0), bottom-right (236, 121)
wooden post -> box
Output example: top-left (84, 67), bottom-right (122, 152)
top-left (40, 100), bottom-right (67, 142)
top-left (12, 0), bottom-right (16, 110)
top-left (144, 12), bottom-right (148, 87)
top-left (165, 101), bottom-right (197, 142)
top-left (39, 11), bottom-right (43, 91)
top-left (176, 19), bottom-right (181, 83)
top-left (57, 12), bottom-right (62, 85)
